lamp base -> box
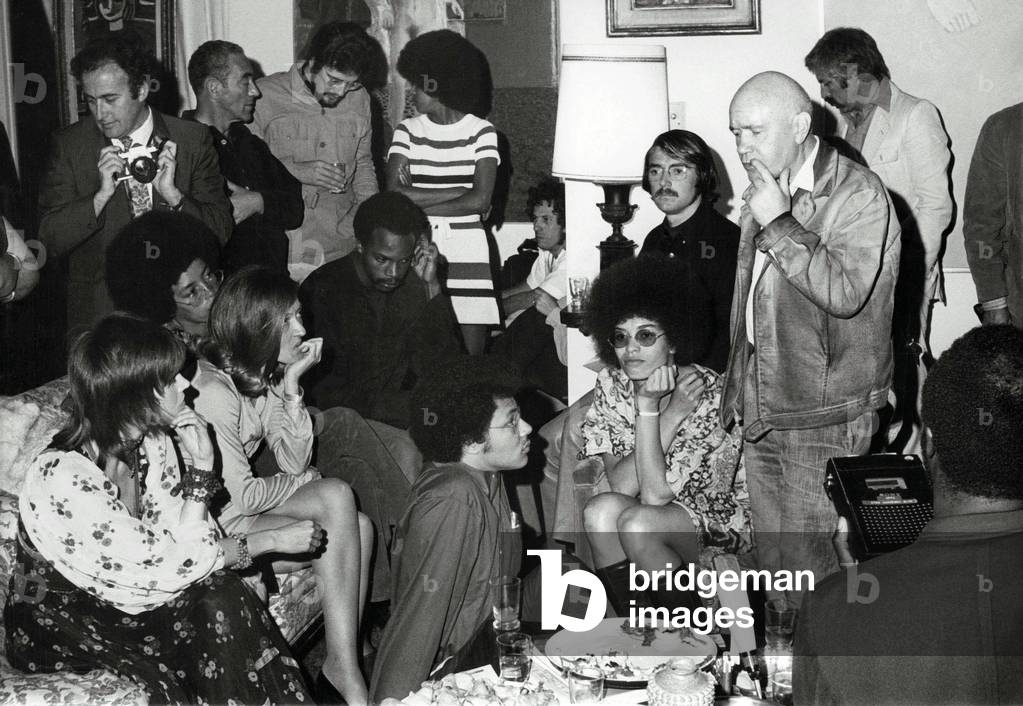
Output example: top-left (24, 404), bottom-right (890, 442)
top-left (596, 183), bottom-right (638, 270)
top-left (598, 236), bottom-right (636, 270)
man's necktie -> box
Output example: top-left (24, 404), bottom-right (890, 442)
top-left (120, 138), bottom-right (153, 218)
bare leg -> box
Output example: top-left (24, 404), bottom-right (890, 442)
top-left (583, 492), bottom-right (639, 568)
top-left (255, 477), bottom-right (372, 705)
top-left (617, 503), bottom-right (700, 572)
top-left (461, 323), bottom-right (489, 355)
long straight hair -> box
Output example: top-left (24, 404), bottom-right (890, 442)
top-left (53, 312), bottom-right (185, 459)
top-left (203, 266), bottom-right (297, 398)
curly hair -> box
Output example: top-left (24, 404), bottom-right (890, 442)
top-left (354, 191), bottom-right (430, 244)
top-left (396, 29), bottom-right (492, 117)
top-left (805, 27), bottom-right (891, 81)
top-left (106, 211), bottom-right (221, 324)
top-left (526, 177), bottom-right (565, 226)
top-left (642, 130), bottom-right (720, 203)
top-left (922, 325), bottom-right (1023, 500)
top-left (584, 256), bottom-right (713, 369)
top-left (53, 313), bottom-right (185, 459)
top-left (187, 40), bottom-right (245, 96)
top-left (204, 266), bottom-right (297, 398)
top-left (409, 356), bottom-right (520, 463)
top-left (71, 34), bottom-right (154, 99)
top-left (304, 21), bottom-right (385, 87)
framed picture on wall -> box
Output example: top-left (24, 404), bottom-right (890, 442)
top-left (606, 0), bottom-right (760, 37)
top-left (54, 0), bottom-right (176, 125)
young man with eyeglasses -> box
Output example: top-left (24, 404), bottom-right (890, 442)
top-left (186, 41), bottom-right (303, 275)
top-left (251, 22), bottom-right (382, 272)
top-left (105, 210), bottom-right (222, 355)
top-left (638, 130), bottom-right (739, 373)
top-left (370, 358), bottom-right (542, 702)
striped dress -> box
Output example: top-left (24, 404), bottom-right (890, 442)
top-left (388, 113), bottom-right (501, 324)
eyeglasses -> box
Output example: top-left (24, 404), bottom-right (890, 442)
top-left (173, 269), bottom-right (223, 306)
top-left (323, 72), bottom-right (361, 91)
top-left (609, 330), bottom-right (666, 348)
top-left (647, 164), bottom-right (692, 180)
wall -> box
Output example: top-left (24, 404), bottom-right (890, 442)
top-left (224, 0), bottom-right (295, 75)
top-left (558, 0), bottom-right (826, 400)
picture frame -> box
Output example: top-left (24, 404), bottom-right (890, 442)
top-left (606, 0), bottom-right (760, 37)
top-left (464, 0), bottom-right (507, 22)
top-left (54, 0), bottom-right (176, 126)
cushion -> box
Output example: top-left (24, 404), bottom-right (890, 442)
top-left (269, 567), bottom-right (322, 644)
top-left (0, 377), bottom-right (70, 496)
top-left (0, 662), bottom-right (148, 705)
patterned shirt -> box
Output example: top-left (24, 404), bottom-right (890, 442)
top-left (18, 434), bottom-right (225, 613)
top-left (581, 365), bottom-right (751, 547)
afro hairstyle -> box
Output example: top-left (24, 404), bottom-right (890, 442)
top-left (396, 29), bottom-right (492, 117)
top-left (105, 211), bottom-right (221, 324)
top-left (584, 255), bottom-right (713, 369)
top-left (922, 324), bottom-right (1023, 500)
top-left (409, 355), bottom-right (521, 463)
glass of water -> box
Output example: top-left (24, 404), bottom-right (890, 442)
top-left (490, 576), bottom-right (522, 632)
top-left (568, 665), bottom-right (605, 703)
top-left (496, 631), bottom-right (533, 682)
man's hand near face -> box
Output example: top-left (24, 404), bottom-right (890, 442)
top-left (743, 159), bottom-right (791, 226)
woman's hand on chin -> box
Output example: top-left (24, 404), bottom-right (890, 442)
top-left (666, 366), bottom-right (706, 418)
top-left (633, 364), bottom-right (677, 412)
top-left (283, 337), bottom-right (323, 388)
top-left (169, 408), bottom-right (215, 470)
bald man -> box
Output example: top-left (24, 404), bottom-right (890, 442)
top-left (720, 72), bottom-right (901, 588)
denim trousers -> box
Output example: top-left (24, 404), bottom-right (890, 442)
top-left (743, 406), bottom-right (876, 602)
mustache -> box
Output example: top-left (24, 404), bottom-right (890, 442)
top-left (654, 188), bottom-right (678, 198)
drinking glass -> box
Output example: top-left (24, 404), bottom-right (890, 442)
top-left (568, 666), bottom-right (605, 703)
top-left (770, 669), bottom-right (793, 706)
top-left (765, 598), bottom-right (798, 648)
top-left (496, 631), bottom-right (533, 682)
top-left (490, 576), bottom-right (522, 632)
top-left (328, 161), bottom-right (347, 194)
top-left (568, 276), bottom-right (591, 313)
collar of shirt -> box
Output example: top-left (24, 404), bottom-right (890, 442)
top-left (842, 78), bottom-right (892, 127)
top-left (125, 107), bottom-right (155, 148)
top-left (789, 135), bottom-right (819, 196)
top-left (920, 507), bottom-right (1023, 538)
top-left (288, 62), bottom-right (321, 107)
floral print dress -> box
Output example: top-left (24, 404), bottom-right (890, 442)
top-left (582, 364), bottom-right (752, 555)
top-left (3, 433), bottom-right (310, 705)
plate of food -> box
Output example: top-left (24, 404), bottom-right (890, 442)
top-left (381, 665), bottom-right (563, 705)
top-left (544, 618), bottom-right (716, 689)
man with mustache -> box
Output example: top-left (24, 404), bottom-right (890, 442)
top-left (251, 22), bottom-right (382, 273)
top-left (639, 129), bottom-right (739, 373)
top-left (299, 191), bottom-right (461, 429)
top-left (722, 71), bottom-right (900, 591)
top-left (806, 27), bottom-right (953, 456)
top-left (187, 41), bottom-right (303, 275)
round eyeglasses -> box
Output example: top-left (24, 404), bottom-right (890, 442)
top-left (608, 330), bottom-right (666, 349)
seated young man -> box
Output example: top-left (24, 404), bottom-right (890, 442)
top-left (795, 325), bottom-right (1023, 704)
top-left (370, 358), bottom-right (540, 701)
top-left (492, 178), bottom-right (567, 399)
top-left (300, 191), bottom-right (462, 428)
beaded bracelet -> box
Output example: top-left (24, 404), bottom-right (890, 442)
top-left (180, 465), bottom-right (221, 502)
top-left (232, 533), bottom-right (253, 571)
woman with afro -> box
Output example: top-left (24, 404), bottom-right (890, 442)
top-left (386, 29), bottom-right (497, 355)
top-left (580, 255), bottom-right (752, 614)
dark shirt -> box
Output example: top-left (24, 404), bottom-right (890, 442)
top-left (370, 461), bottom-right (522, 701)
top-left (795, 508), bottom-right (1023, 704)
top-left (184, 114), bottom-right (303, 274)
top-left (299, 253), bottom-right (462, 428)
top-left (640, 202), bottom-right (739, 373)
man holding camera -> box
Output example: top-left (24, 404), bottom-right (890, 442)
top-left (39, 36), bottom-right (229, 339)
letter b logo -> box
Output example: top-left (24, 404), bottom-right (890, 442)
top-left (528, 550), bottom-right (606, 632)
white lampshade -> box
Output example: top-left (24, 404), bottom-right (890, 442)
top-left (552, 44), bottom-right (669, 184)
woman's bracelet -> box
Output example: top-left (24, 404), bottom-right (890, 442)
top-left (231, 533), bottom-right (253, 571)
top-left (637, 410), bottom-right (660, 417)
top-left (180, 464), bottom-right (221, 503)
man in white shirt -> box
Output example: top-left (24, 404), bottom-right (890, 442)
top-left (721, 71), bottom-right (900, 590)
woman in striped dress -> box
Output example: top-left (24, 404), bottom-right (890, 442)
top-left (386, 29), bottom-right (498, 355)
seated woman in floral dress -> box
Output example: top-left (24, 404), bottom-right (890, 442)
top-left (3, 313), bottom-right (315, 704)
top-left (581, 256), bottom-right (752, 614)
top-left (191, 266), bottom-right (374, 705)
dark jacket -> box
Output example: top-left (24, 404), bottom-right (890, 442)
top-left (39, 111), bottom-right (230, 335)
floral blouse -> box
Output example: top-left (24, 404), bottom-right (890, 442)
top-left (581, 365), bottom-right (751, 548)
top-left (18, 434), bottom-right (225, 614)
top-left (191, 360), bottom-right (317, 532)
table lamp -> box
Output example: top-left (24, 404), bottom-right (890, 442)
top-left (552, 44), bottom-right (669, 270)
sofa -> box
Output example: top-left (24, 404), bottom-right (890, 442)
top-left (0, 378), bottom-right (323, 704)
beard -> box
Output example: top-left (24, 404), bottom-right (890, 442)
top-left (317, 92), bottom-right (343, 108)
